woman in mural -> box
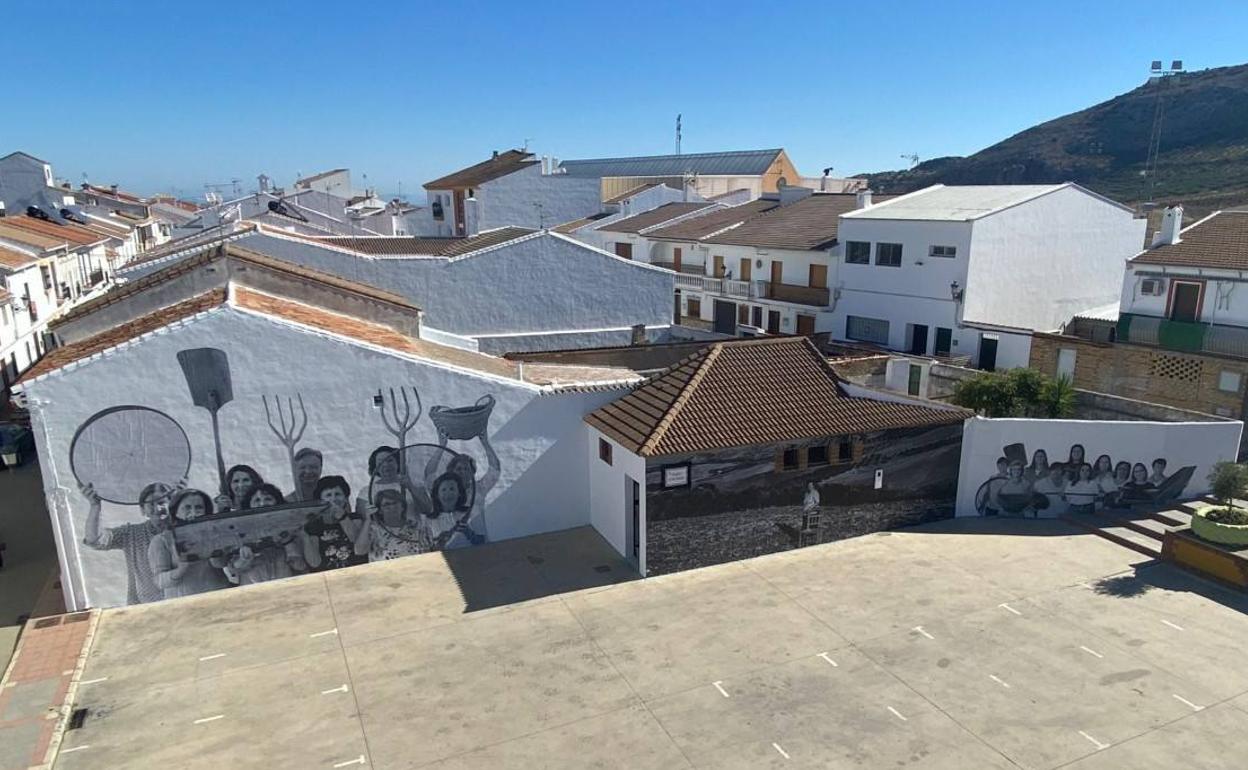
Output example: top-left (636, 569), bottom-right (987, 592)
top-left (434, 429), bottom-right (499, 546)
top-left (1065, 463), bottom-right (1100, 514)
top-left (995, 459), bottom-right (1036, 516)
top-left (1061, 444), bottom-right (1087, 482)
top-left (147, 489), bottom-right (230, 600)
top-left (362, 446), bottom-right (432, 515)
top-left (978, 457), bottom-right (1010, 516)
top-left (81, 480), bottom-right (182, 605)
top-left (1032, 464), bottom-right (1068, 517)
top-left (1103, 461), bottom-right (1133, 508)
top-left (354, 489), bottom-right (429, 562)
top-left (216, 464), bottom-right (264, 512)
top-left (1149, 458), bottom-right (1169, 486)
top-left (288, 448), bottom-right (324, 502)
top-left (1092, 454), bottom-right (1114, 482)
top-left (224, 485), bottom-right (306, 585)
top-left (425, 472), bottom-right (479, 548)
top-left (1118, 462), bottom-right (1157, 505)
top-left (301, 476), bottom-right (367, 572)
top-left (1024, 449), bottom-right (1049, 484)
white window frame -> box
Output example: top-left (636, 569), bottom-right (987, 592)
top-left (845, 241), bottom-right (871, 264)
top-left (928, 245), bottom-right (957, 258)
top-left (874, 242), bottom-right (903, 268)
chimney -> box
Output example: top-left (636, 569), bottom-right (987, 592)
top-left (1153, 205), bottom-right (1183, 247)
top-left (110, 183), bottom-right (119, 194)
top-left (492, 149), bottom-right (499, 159)
top-left (820, 166), bottom-right (833, 192)
top-left (856, 189), bottom-right (873, 209)
top-left (257, 173), bottom-right (271, 193)
top-left (463, 196), bottom-right (480, 237)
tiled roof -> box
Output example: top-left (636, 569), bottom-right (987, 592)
top-left (0, 222), bottom-right (68, 251)
top-left (260, 225), bottom-right (535, 257)
top-left (603, 184), bottom-right (660, 204)
top-left (21, 290), bottom-right (227, 382)
top-left (552, 213), bottom-right (611, 234)
top-left (122, 222), bottom-right (247, 268)
top-left (597, 203), bottom-right (714, 234)
top-left (1131, 211), bottom-right (1248, 270)
top-left (703, 193), bottom-right (891, 251)
top-left (646, 199), bottom-right (780, 241)
top-left (560, 149), bottom-right (783, 179)
top-left (0, 245), bottom-right (39, 270)
top-left (424, 150), bottom-right (539, 190)
top-left (585, 337), bottom-right (966, 456)
top-left (0, 216), bottom-right (109, 246)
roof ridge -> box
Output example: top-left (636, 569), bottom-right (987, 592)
top-left (640, 344), bottom-right (722, 456)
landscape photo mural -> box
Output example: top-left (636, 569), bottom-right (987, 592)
top-left (644, 425), bottom-right (964, 575)
top-left (68, 347), bottom-right (500, 605)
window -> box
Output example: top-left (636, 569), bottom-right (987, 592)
top-left (837, 437), bottom-right (854, 463)
top-left (929, 245), bottom-right (957, 258)
top-left (687, 297), bottom-right (701, 317)
top-left (846, 315), bottom-right (890, 345)
top-left (781, 447), bottom-right (800, 471)
top-left (807, 445), bottom-right (829, 466)
top-left (40, 265), bottom-right (52, 290)
top-left (845, 241), bottom-right (871, 264)
top-left (598, 438), bottom-right (613, 465)
top-left (875, 242), bottom-right (903, 267)
top-left (1219, 370), bottom-right (1242, 393)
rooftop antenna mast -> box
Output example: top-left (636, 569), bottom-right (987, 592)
top-left (675, 114), bottom-right (682, 156)
top-left (1143, 58), bottom-right (1184, 203)
top-left (901, 153), bottom-right (920, 168)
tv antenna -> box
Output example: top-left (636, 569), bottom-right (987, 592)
top-left (675, 114), bottom-right (682, 156)
top-left (1143, 59), bottom-right (1184, 202)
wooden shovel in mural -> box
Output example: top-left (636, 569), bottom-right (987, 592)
top-left (177, 348), bottom-right (234, 497)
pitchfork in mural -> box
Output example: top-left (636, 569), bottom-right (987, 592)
top-left (974, 441), bottom-right (1196, 517)
top-left (69, 346), bottom-right (504, 605)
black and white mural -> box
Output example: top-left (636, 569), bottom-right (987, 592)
top-left (69, 347), bottom-right (500, 605)
top-left (644, 425), bottom-right (963, 575)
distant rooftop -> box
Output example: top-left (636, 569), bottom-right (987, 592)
top-left (258, 225), bottom-right (536, 257)
top-left (559, 149), bottom-right (784, 179)
top-left (843, 184), bottom-right (1077, 222)
top-left (704, 193), bottom-right (891, 251)
top-left (1131, 210), bottom-right (1248, 270)
top-left (295, 168), bottom-right (348, 186)
top-left (596, 202), bottom-right (714, 235)
top-left (646, 199), bottom-right (780, 242)
top-left (424, 150), bottom-right (539, 190)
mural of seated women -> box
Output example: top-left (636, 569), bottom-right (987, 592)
top-left (215, 464), bottom-right (264, 513)
top-left (1102, 462), bottom-right (1133, 508)
top-left (361, 446), bottom-right (432, 516)
top-left (1065, 463), bottom-right (1100, 514)
top-left (355, 489), bottom-right (429, 562)
top-left (1032, 465), bottom-right (1069, 518)
top-left (148, 489), bottom-right (230, 600)
top-left (995, 460), bottom-right (1038, 516)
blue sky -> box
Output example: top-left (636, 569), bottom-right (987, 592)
top-left (4, 0), bottom-right (1246, 199)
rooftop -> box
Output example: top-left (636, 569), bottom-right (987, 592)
top-left (603, 183), bottom-right (661, 204)
top-left (0, 215), bottom-right (109, 247)
top-left (424, 150), bottom-right (540, 190)
top-left (559, 148), bottom-right (784, 179)
top-left (842, 184), bottom-right (1074, 221)
top-left (1131, 210), bottom-right (1248, 270)
top-left (703, 193), bottom-right (889, 251)
top-left (586, 336), bottom-right (967, 456)
top-left (0, 244), bottom-right (39, 270)
top-left (646, 198), bottom-right (780, 241)
top-left (295, 168), bottom-right (348, 186)
top-left (37, 517), bottom-right (1246, 770)
top-left (596, 202), bottom-right (714, 235)
top-left (552, 212), bottom-right (611, 234)
top-left (258, 224), bottom-right (536, 257)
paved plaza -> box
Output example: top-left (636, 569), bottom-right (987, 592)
top-left (46, 519), bottom-right (1248, 769)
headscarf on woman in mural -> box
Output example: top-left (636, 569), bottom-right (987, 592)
top-left (215, 464), bottom-right (264, 513)
top-left (147, 489), bottom-right (230, 600)
top-left (354, 488), bottom-right (430, 562)
top-left (299, 476), bottom-right (368, 572)
top-left (81, 479), bottom-right (184, 605)
top-left (223, 485), bottom-right (308, 585)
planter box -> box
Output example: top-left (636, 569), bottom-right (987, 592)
top-left (1162, 526), bottom-right (1248, 590)
top-left (1191, 505), bottom-right (1248, 546)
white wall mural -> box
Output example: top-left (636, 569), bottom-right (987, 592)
top-left (955, 416), bottom-right (1244, 518)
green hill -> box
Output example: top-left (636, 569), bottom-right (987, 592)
top-left (862, 63), bottom-right (1248, 216)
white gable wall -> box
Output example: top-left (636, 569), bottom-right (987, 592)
top-left (477, 165), bottom-right (601, 231)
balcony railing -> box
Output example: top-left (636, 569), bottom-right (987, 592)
top-left (651, 261), bottom-right (707, 275)
top-left (673, 273), bottom-right (751, 298)
top-left (1117, 312), bottom-right (1248, 358)
top-left (757, 281), bottom-right (830, 307)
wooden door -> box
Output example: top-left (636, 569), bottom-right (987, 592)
top-left (1169, 282), bottom-right (1201, 322)
top-left (769, 261), bottom-right (783, 297)
top-left (767, 310), bottom-right (781, 334)
top-left (934, 327), bottom-right (953, 356)
top-left (808, 264), bottom-right (828, 289)
top-left (673, 247), bottom-right (682, 272)
top-left (796, 314), bottom-right (815, 335)
top-left (739, 258), bottom-right (752, 281)
top-left (453, 190), bottom-right (466, 235)
top-left (713, 255), bottom-right (725, 277)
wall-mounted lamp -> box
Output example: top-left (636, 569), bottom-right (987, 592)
top-left (950, 281), bottom-right (964, 302)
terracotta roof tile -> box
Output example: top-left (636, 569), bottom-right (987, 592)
top-left (259, 225), bottom-right (534, 257)
top-left (0, 245), bottom-right (39, 270)
top-left (0, 216), bottom-right (108, 246)
top-left (20, 290), bottom-right (227, 382)
top-left (585, 337), bottom-right (967, 456)
top-left (646, 199), bottom-right (780, 241)
top-left (424, 150), bottom-right (539, 190)
top-left (597, 202), bottom-right (715, 235)
top-left (703, 193), bottom-right (893, 251)
top-left (1131, 211), bottom-right (1248, 270)
top-left (0, 222), bottom-right (66, 251)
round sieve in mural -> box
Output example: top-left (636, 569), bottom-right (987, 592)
top-left (70, 406), bottom-right (192, 505)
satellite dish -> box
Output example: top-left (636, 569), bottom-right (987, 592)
top-left (70, 406), bottom-right (192, 505)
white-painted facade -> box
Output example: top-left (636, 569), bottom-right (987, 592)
top-left (419, 164), bottom-right (600, 237)
top-left (0, 257), bottom-right (57, 385)
top-left (19, 303), bottom-right (629, 611)
top-left (586, 426), bottom-right (647, 575)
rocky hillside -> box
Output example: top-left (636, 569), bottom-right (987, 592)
top-left (863, 63), bottom-right (1248, 216)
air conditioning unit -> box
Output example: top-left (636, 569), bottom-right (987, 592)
top-left (1141, 278), bottom-right (1166, 296)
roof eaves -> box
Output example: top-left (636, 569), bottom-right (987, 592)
top-left (637, 204), bottom-right (724, 235)
top-left (841, 184), bottom-right (945, 219)
top-left (641, 344), bottom-right (721, 456)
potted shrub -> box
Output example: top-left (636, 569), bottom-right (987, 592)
top-left (1192, 462), bottom-right (1248, 546)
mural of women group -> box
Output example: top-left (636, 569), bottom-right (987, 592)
top-left (69, 347), bottom-right (501, 606)
top-left (974, 441), bottom-right (1195, 518)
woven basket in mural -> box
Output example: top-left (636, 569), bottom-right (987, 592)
top-left (430, 395), bottom-right (495, 440)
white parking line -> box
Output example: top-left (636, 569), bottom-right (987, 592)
top-left (817, 652), bottom-right (839, 667)
top-left (59, 745), bottom-right (91, 754)
top-left (332, 756), bottom-right (367, 768)
top-left (193, 714), bottom-right (225, 725)
top-left (1161, 619), bottom-right (1185, 631)
top-left (1079, 646), bottom-right (1104, 659)
top-left (321, 684), bottom-right (350, 695)
top-left (771, 742), bottom-right (790, 759)
top-left (1172, 694), bottom-right (1203, 711)
top-left (913, 626), bottom-right (934, 640)
top-left (198, 653), bottom-right (227, 662)
top-left (712, 681), bottom-right (730, 698)
top-left (887, 706), bottom-right (908, 722)
top-left (1078, 730), bottom-right (1109, 750)
top-left (310, 628), bottom-right (339, 639)
top-left (999, 603), bottom-right (1022, 616)
top-left (988, 674), bottom-right (1011, 689)
top-left (78, 677), bottom-right (109, 686)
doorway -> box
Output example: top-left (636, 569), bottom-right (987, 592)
top-left (769, 261), bottom-right (783, 297)
top-left (907, 363), bottom-right (922, 396)
top-left (767, 310), bottom-right (781, 334)
top-left (796, 314), bottom-right (816, 336)
top-left (1169, 281), bottom-right (1201, 322)
top-left (713, 300), bottom-right (737, 335)
top-left (713, 255), bottom-right (725, 278)
top-left (979, 336), bottom-right (999, 371)
top-left (673, 289), bottom-right (682, 323)
top-left (934, 327), bottom-right (953, 357)
top-left (625, 476), bottom-right (641, 565)
top-left (739, 258), bottom-right (752, 282)
top-left (908, 324), bottom-right (929, 355)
